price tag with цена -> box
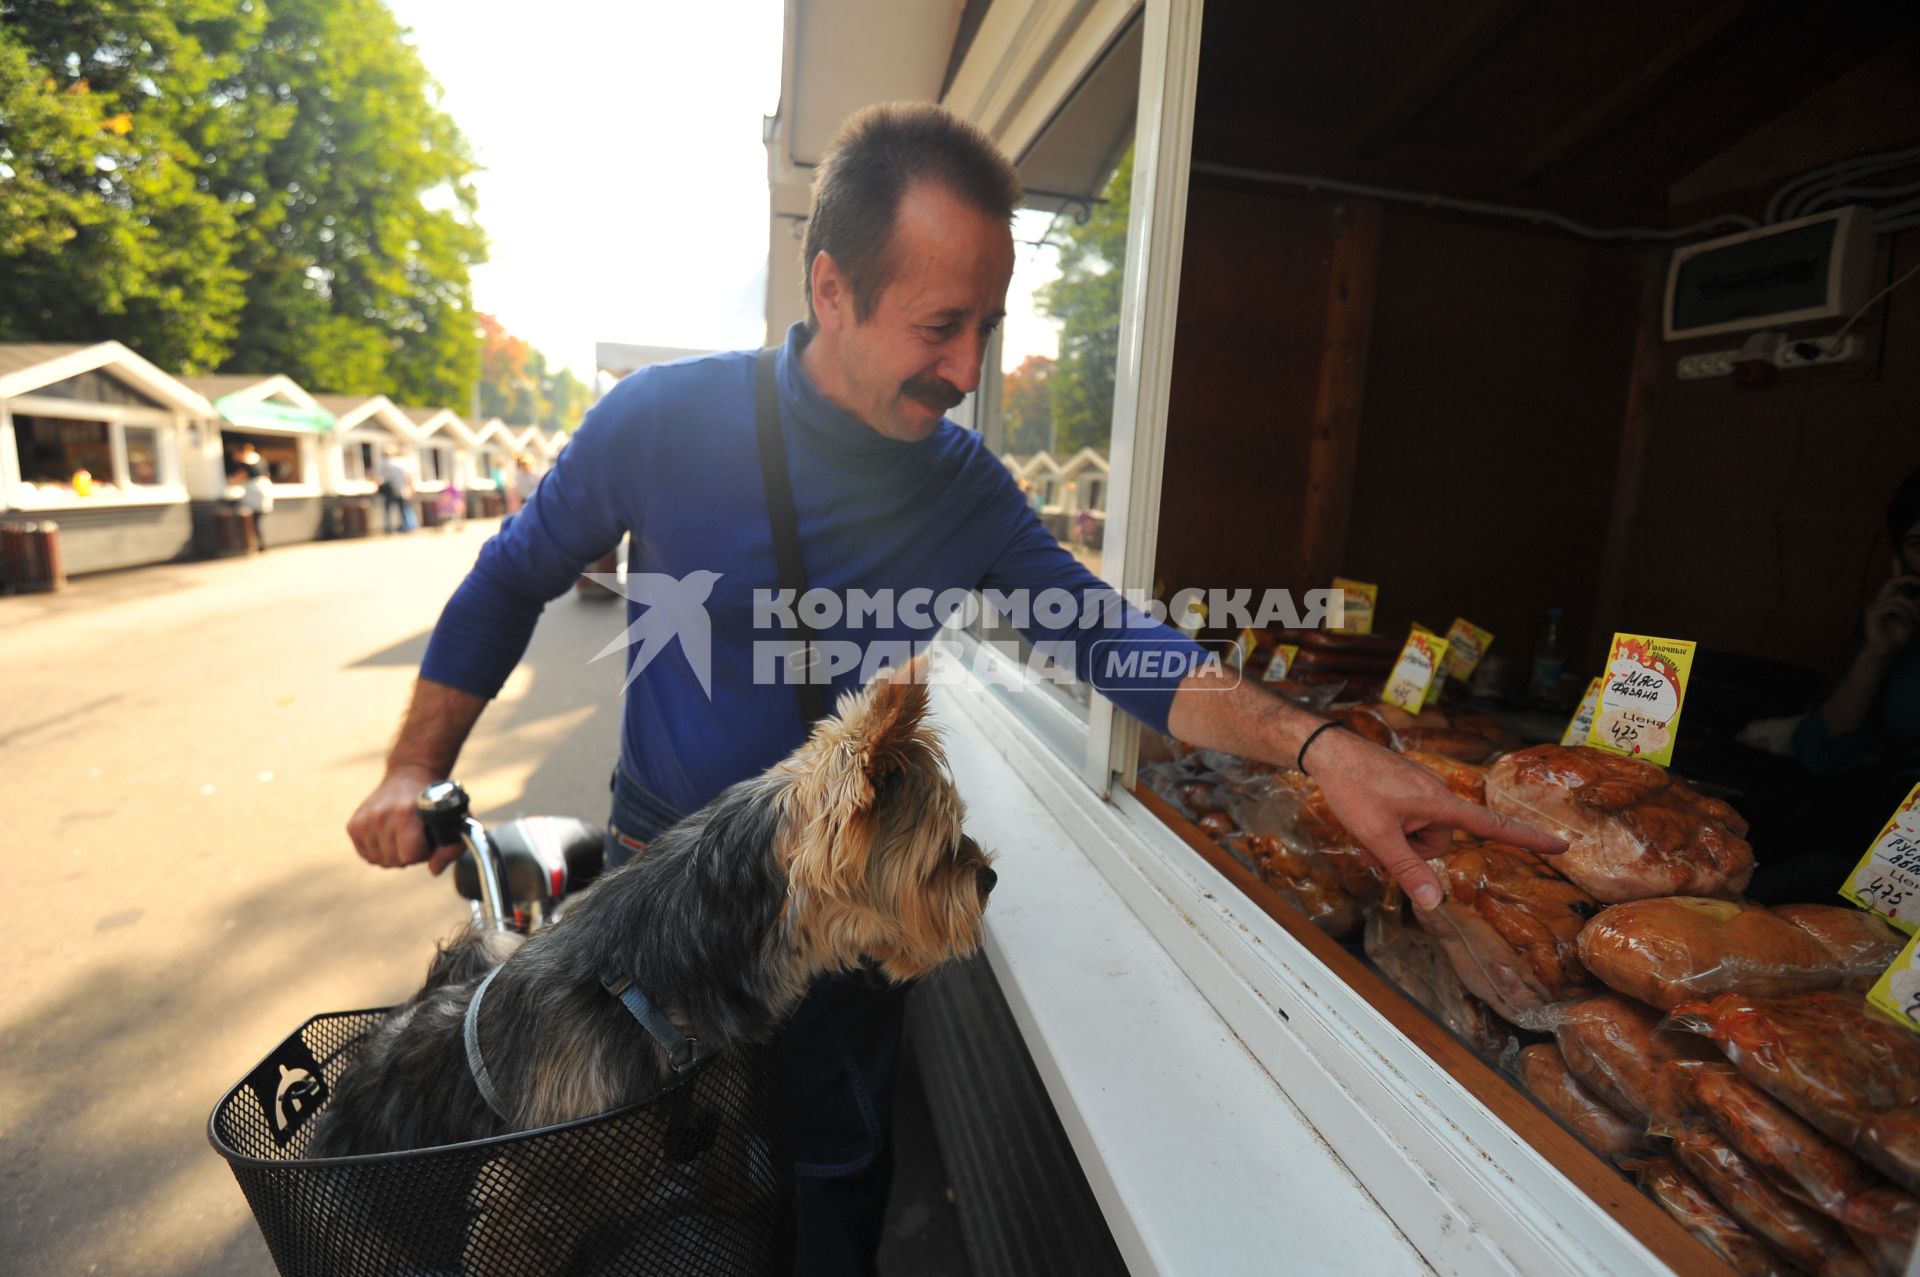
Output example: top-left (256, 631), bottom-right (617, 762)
top-left (1868, 925), bottom-right (1920, 1033)
top-left (1843, 781), bottom-right (1920, 934)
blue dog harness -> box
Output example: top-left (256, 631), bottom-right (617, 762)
top-left (462, 967), bottom-right (702, 1122)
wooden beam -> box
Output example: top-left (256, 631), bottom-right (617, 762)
top-left (1511, 0), bottom-right (1757, 185)
top-left (1589, 258), bottom-right (1667, 660)
top-left (1347, 0), bottom-right (1537, 158)
top-left (1298, 198), bottom-right (1383, 588)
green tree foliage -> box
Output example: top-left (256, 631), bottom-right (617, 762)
top-left (1034, 147), bottom-right (1131, 455)
top-left (0, 0), bottom-right (486, 403)
top-left (477, 312), bottom-right (589, 431)
top-left (540, 362), bottom-right (588, 432)
top-left (0, 0), bottom-right (259, 369)
top-left (1001, 353), bottom-right (1055, 455)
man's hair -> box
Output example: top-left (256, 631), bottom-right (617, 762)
top-left (802, 102), bottom-right (1023, 328)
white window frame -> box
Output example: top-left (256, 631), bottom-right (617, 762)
top-left (4, 394), bottom-right (187, 509)
top-left (1077, 0), bottom-right (1201, 792)
top-left (417, 444), bottom-right (456, 489)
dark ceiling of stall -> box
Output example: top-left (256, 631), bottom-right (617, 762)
top-left (1193, 0), bottom-right (1920, 224)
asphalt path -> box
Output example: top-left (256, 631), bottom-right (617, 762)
top-left (0, 524), bottom-right (624, 1274)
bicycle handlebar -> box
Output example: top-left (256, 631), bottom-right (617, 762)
top-left (416, 780), bottom-right (511, 932)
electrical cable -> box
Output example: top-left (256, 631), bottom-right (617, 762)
top-left (1189, 161), bottom-right (1759, 242)
top-left (1821, 257), bottom-right (1920, 353)
top-left (1768, 146), bottom-right (1920, 223)
top-left (1795, 178), bottom-right (1920, 216)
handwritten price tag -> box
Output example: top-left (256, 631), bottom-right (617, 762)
top-left (1868, 925), bottom-right (1920, 1032)
top-left (1843, 781), bottom-right (1920, 934)
top-left (1383, 629), bottom-right (1450, 714)
top-left (1587, 633), bottom-right (1696, 768)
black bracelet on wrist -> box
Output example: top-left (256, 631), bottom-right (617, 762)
top-left (1296, 719), bottom-right (1346, 775)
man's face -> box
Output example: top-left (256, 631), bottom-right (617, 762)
top-left (812, 182), bottom-right (1015, 442)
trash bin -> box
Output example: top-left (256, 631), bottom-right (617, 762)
top-left (0, 520), bottom-right (66, 592)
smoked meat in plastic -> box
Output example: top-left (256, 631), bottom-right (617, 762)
top-left (1577, 897), bottom-right (1843, 1010)
top-left (1484, 745), bottom-right (1754, 902)
top-left (1771, 905), bottom-right (1905, 986)
top-left (1549, 993), bottom-right (1717, 1127)
top-left (1669, 1124), bottom-right (1874, 1276)
top-left (1669, 992), bottom-right (1920, 1155)
top-left (1514, 1042), bottom-right (1641, 1157)
top-left (1624, 1156), bottom-right (1797, 1276)
top-left (1414, 840), bottom-right (1600, 1027)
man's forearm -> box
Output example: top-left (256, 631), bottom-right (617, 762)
top-left (1165, 665), bottom-right (1328, 771)
top-left (386, 677), bottom-right (488, 777)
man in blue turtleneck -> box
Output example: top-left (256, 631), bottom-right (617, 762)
top-left (348, 102), bottom-right (1555, 1275)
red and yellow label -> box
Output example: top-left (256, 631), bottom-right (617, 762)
top-left (1331, 578), bottom-right (1377, 636)
top-left (1844, 782), bottom-right (1920, 935)
top-left (1383, 629), bottom-right (1450, 714)
top-left (1441, 618), bottom-right (1494, 682)
top-left (1587, 633), bottom-right (1695, 767)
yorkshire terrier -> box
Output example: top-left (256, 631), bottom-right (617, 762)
top-left (305, 654), bottom-right (996, 1159)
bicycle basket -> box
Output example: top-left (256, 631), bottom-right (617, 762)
top-left (208, 1009), bottom-right (792, 1276)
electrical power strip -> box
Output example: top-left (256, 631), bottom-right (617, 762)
top-left (1674, 333), bottom-right (1861, 380)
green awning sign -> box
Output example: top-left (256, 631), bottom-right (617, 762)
top-left (215, 395), bottom-right (336, 433)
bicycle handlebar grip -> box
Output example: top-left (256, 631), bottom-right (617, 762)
top-left (416, 779), bottom-right (471, 849)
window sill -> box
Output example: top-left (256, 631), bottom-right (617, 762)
top-left (5, 485), bottom-right (189, 512)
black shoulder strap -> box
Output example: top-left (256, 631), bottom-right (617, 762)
top-left (753, 347), bottom-right (830, 727)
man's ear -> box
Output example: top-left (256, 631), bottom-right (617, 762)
top-left (810, 250), bottom-right (850, 332)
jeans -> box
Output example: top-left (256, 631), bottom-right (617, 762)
top-left (608, 767), bottom-right (903, 1277)
top-left (383, 493), bottom-right (417, 533)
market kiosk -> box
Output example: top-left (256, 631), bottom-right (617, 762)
top-left (829, 2), bottom-right (1920, 1273)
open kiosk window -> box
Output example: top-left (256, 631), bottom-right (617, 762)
top-left (220, 431), bottom-right (304, 485)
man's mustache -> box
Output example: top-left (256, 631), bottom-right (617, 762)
top-left (901, 376), bottom-right (965, 412)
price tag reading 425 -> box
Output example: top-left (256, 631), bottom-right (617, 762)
top-left (1844, 781), bottom-right (1920, 934)
top-left (1868, 926), bottom-right (1920, 1033)
top-left (1587, 633), bottom-right (1696, 768)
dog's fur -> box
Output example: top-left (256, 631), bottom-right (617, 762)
top-left (305, 655), bottom-right (994, 1159)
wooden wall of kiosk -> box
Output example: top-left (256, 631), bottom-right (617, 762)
top-left (1156, 2), bottom-right (1920, 684)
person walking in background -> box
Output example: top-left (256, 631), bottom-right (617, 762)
top-left (230, 444), bottom-right (273, 551)
top-left (377, 446), bottom-right (418, 534)
top-left (512, 455), bottom-right (540, 511)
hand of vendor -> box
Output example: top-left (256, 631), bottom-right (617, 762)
top-left (1864, 572), bottom-right (1920, 658)
top-left (1166, 671), bottom-right (1564, 910)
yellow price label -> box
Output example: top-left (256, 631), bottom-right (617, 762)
top-left (1587, 633), bottom-right (1695, 767)
top-left (1867, 925), bottom-right (1920, 1032)
top-left (1843, 782), bottom-right (1920, 934)
top-left (1261, 643), bottom-right (1300, 683)
top-left (1383, 629), bottom-right (1450, 714)
top-left (1331, 577), bottom-right (1377, 636)
top-left (1442, 618), bottom-right (1494, 682)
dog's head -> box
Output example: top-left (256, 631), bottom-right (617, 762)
top-left (776, 654), bottom-right (996, 982)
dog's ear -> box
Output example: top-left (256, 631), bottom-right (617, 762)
top-left (838, 653), bottom-right (930, 766)
top-left (782, 655), bottom-right (936, 894)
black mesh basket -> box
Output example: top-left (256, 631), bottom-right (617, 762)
top-left (209, 1009), bottom-right (793, 1276)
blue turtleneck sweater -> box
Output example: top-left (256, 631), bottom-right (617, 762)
top-left (421, 324), bottom-right (1203, 825)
